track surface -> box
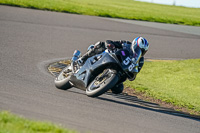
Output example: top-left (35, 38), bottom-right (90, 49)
top-left (0, 6), bottom-right (200, 133)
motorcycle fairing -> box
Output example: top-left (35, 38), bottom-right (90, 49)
top-left (69, 52), bottom-right (119, 90)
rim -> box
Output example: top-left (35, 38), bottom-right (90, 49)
top-left (57, 67), bottom-right (72, 81)
top-left (88, 70), bottom-right (113, 91)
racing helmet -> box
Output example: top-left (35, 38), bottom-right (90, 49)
top-left (132, 37), bottom-right (149, 56)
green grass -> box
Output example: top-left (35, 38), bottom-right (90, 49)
top-left (0, 0), bottom-right (200, 26)
top-left (124, 59), bottom-right (200, 114)
top-left (0, 111), bottom-right (77, 133)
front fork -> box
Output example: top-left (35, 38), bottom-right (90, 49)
top-left (71, 50), bottom-right (81, 73)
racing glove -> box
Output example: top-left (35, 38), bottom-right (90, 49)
top-left (107, 43), bottom-right (116, 50)
top-left (105, 40), bottom-right (116, 50)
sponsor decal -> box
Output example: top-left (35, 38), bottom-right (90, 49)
top-left (121, 51), bottom-right (126, 56)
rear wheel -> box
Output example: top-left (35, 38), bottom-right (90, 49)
top-left (111, 83), bottom-right (124, 94)
top-left (54, 66), bottom-right (72, 90)
top-left (86, 69), bottom-right (118, 97)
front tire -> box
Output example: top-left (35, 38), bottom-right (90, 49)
top-left (86, 69), bottom-right (118, 97)
top-left (54, 66), bottom-right (72, 90)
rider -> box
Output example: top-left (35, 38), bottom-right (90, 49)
top-left (78, 37), bottom-right (149, 94)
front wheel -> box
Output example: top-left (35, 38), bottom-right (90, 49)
top-left (54, 66), bottom-right (72, 90)
top-left (86, 69), bottom-right (119, 97)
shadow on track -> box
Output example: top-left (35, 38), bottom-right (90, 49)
top-left (65, 89), bottom-right (200, 121)
top-left (98, 92), bottom-right (200, 122)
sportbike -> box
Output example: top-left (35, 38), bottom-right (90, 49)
top-left (55, 48), bottom-right (139, 97)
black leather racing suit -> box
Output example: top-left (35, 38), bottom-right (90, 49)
top-left (81, 40), bottom-right (144, 72)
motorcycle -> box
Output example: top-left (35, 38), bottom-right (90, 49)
top-left (54, 48), bottom-right (139, 97)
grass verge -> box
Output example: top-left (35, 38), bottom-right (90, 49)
top-left (0, 0), bottom-right (200, 26)
top-left (0, 111), bottom-right (77, 133)
top-left (124, 59), bottom-right (200, 115)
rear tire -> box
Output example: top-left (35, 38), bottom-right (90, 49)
top-left (86, 69), bottom-right (118, 97)
top-left (111, 83), bottom-right (124, 94)
top-left (54, 67), bottom-right (72, 90)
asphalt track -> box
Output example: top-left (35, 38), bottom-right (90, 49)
top-left (0, 5), bottom-right (200, 133)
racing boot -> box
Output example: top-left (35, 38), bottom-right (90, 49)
top-left (77, 41), bottom-right (106, 66)
top-left (77, 48), bottom-right (96, 66)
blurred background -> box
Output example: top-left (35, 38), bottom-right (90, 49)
top-left (136, 0), bottom-right (200, 8)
